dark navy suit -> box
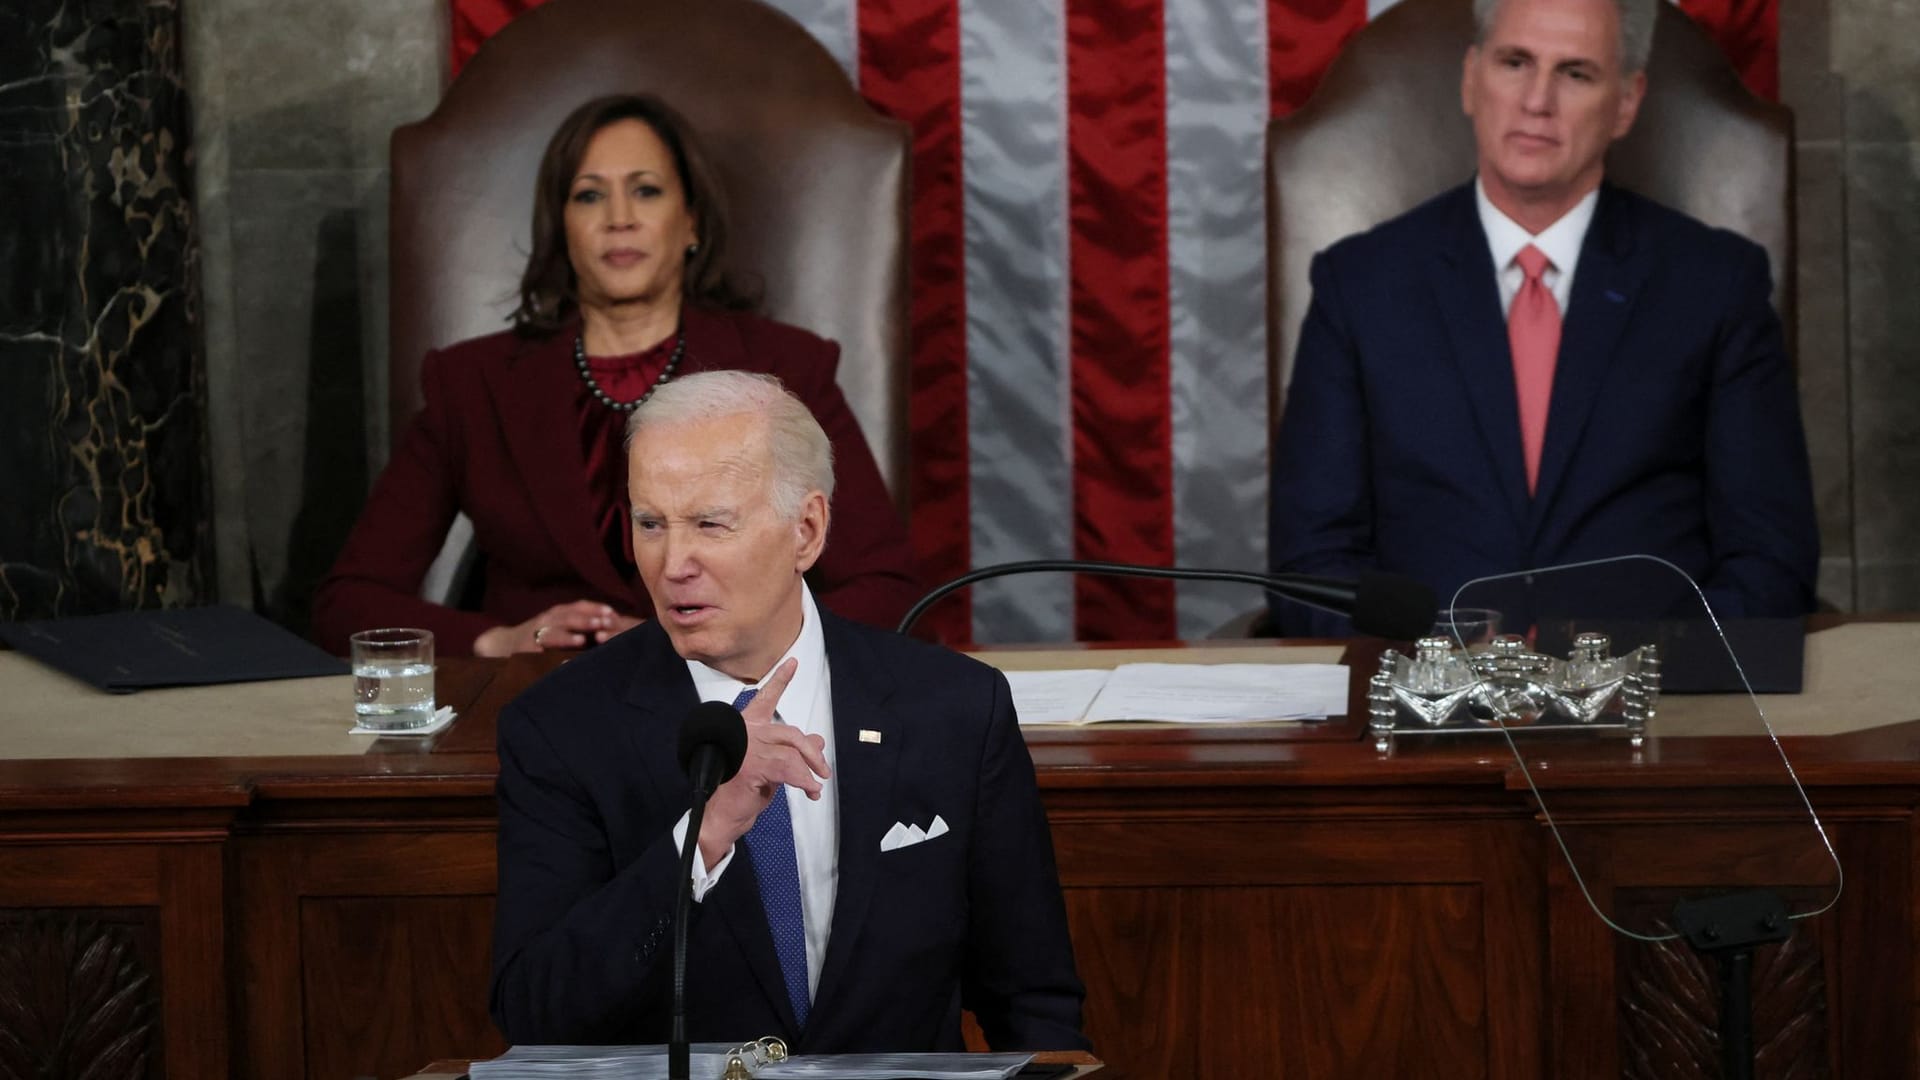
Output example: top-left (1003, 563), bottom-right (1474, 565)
top-left (1269, 182), bottom-right (1817, 634)
top-left (489, 612), bottom-right (1087, 1052)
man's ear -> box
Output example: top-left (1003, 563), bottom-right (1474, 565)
top-left (1613, 69), bottom-right (1647, 138)
top-left (793, 491), bottom-right (830, 574)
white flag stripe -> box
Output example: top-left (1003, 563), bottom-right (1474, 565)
top-left (766, 0), bottom-right (859, 79)
top-left (961, 0), bottom-right (1076, 644)
top-left (1165, 0), bottom-right (1273, 638)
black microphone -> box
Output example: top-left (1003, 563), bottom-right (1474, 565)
top-left (894, 559), bottom-right (1437, 641)
top-left (670, 702), bottom-right (748, 1080)
top-left (678, 700), bottom-right (749, 797)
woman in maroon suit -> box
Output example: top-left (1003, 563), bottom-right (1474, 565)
top-left (313, 95), bottom-right (920, 657)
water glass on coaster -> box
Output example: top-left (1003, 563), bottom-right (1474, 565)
top-left (351, 628), bottom-right (436, 731)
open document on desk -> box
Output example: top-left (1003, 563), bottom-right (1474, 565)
top-left (469, 1044), bottom-right (1032, 1079)
top-left (1005, 662), bottom-right (1350, 725)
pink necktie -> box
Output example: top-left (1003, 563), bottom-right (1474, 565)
top-left (1508, 244), bottom-right (1560, 494)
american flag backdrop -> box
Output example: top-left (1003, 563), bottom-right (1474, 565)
top-left (448, 0), bottom-right (1778, 645)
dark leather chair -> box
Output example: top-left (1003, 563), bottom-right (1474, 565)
top-left (388, 0), bottom-right (910, 500)
top-left (1214, 0), bottom-right (1792, 637)
top-left (1265, 0), bottom-right (1793, 432)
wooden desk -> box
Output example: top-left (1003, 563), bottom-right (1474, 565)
top-left (2, 632), bottom-right (1917, 1079)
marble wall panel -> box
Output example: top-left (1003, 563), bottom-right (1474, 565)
top-left (0, 0), bottom-right (210, 620)
top-left (1843, 142), bottom-right (1920, 611)
top-left (184, 0), bottom-right (442, 632)
top-left (1836, 0), bottom-right (1920, 616)
top-left (224, 167), bottom-right (382, 635)
top-left (1832, 0), bottom-right (1920, 145)
top-left (1779, 0), bottom-right (1855, 608)
top-left (1792, 144), bottom-right (1855, 610)
top-left (1780, 0), bottom-right (1843, 143)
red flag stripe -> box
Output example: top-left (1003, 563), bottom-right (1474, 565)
top-left (858, 0), bottom-right (972, 644)
top-left (1677, 0), bottom-right (1778, 101)
top-left (450, 0), bottom-right (538, 73)
top-left (1267, 0), bottom-right (1367, 117)
top-left (1066, 0), bottom-right (1177, 641)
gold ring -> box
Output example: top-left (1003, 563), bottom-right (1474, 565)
top-left (533, 626), bottom-right (548, 647)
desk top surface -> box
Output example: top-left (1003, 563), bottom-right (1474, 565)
top-left (4, 621), bottom-right (1920, 806)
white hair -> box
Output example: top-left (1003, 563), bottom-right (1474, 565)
top-left (624, 369), bottom-right (835, 520)
top-left (1473, 0), bottom-right (1656, 73)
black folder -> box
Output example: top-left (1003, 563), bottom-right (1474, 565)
top-left (0, 605), bottom-right (348, 693)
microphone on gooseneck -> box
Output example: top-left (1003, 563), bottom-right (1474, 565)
top-left (894, 559), bottom-right (1438, 641)
top-left (1340, 571), bottom-right (1442, 641)
top-left (670, 702), bottom-right (748, 1080)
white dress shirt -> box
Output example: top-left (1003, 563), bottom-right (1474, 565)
top-left (1475, 176), bottom-right (1599, 317)
top-left (671, 584), bottom-right (838, 1000)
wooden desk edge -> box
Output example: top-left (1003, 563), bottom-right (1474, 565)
top-left (408, 1050), bottom-right (1103, 1078)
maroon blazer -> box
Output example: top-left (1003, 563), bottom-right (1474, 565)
top-left (312, 308), bottom-right (921, 656)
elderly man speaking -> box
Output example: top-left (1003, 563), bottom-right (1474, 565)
top-left (489, 370), bottom-right (1087, 1054)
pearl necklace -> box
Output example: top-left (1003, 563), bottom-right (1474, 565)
top-left (573, 331), bottom-right (684, 412)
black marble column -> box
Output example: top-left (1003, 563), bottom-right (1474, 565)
top-left (0, 0), bottom-right (210, 620)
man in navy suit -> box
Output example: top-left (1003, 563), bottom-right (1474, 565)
top-left (1268, 0), bottom-right (1817, 635)
top-left (489, 370), bottom-right (1086, 1051)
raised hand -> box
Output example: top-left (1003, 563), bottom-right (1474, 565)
top-left (697, 658), bottom-right (829, 866)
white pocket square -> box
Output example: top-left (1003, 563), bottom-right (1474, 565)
top-left (880, 814), bottom-right (949, 852)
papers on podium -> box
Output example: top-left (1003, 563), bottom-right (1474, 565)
top-left (757, 1052), bottom-right (1032, 1078)
top-left (1006, 662), bottom-right (1350, 725)
top-left (469, 1044), bottom-right (732, 1078)
top-left (469, 1045), bottom-right (1032, 1079)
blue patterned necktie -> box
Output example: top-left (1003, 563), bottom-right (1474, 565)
top-left (734, 687), bottom-right (811, 1029)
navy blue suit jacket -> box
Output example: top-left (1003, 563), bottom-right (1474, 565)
top-left (1269, 182), bottom-right (1817, 634)
top-left (489, 611), bottom-right (1087, 1053)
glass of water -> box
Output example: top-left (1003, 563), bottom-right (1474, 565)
top-left (350, 628), bottom-right (436, 731)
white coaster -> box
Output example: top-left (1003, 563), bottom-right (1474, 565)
top-left (349, 705), bottom-right (457, 737)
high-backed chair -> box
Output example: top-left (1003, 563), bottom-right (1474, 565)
top-left (387, 0), bottom-right (909, 601)
top-left (389, 0), bottom-right (910, 496)
top-left (1266, 0), bottom-right (1793, 434)
top-left (1212, 0), bottom-right (1793, 637)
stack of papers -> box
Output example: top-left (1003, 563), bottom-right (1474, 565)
top-left (758, 1052), bottom-right (1032, 1078)
top-left (470, 1045), bottom-right (733, 1078)
top-left (469, 1046), bottom-right (1031, 1079)
top-left (1005, 662), bottom-right (1350, 725)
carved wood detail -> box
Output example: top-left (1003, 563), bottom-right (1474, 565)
top-left (1616, 894), bottom-right (1830, 1080)
top-left (0, 911), bottom-right (160, 1080)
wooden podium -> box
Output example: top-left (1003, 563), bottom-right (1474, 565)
top-left (1, 623), bottom-right (1917, 1078)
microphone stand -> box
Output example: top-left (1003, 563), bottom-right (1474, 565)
top-left (896, 559), bottom-right (1355, 636)
top-left (670, 769), bottom-right (719, 1080)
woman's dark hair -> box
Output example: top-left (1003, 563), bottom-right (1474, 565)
top-left (512, 94), bottom-right (756, 333)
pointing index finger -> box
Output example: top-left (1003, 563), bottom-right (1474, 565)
top-left (742, 658), bottom-right (800, 722)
